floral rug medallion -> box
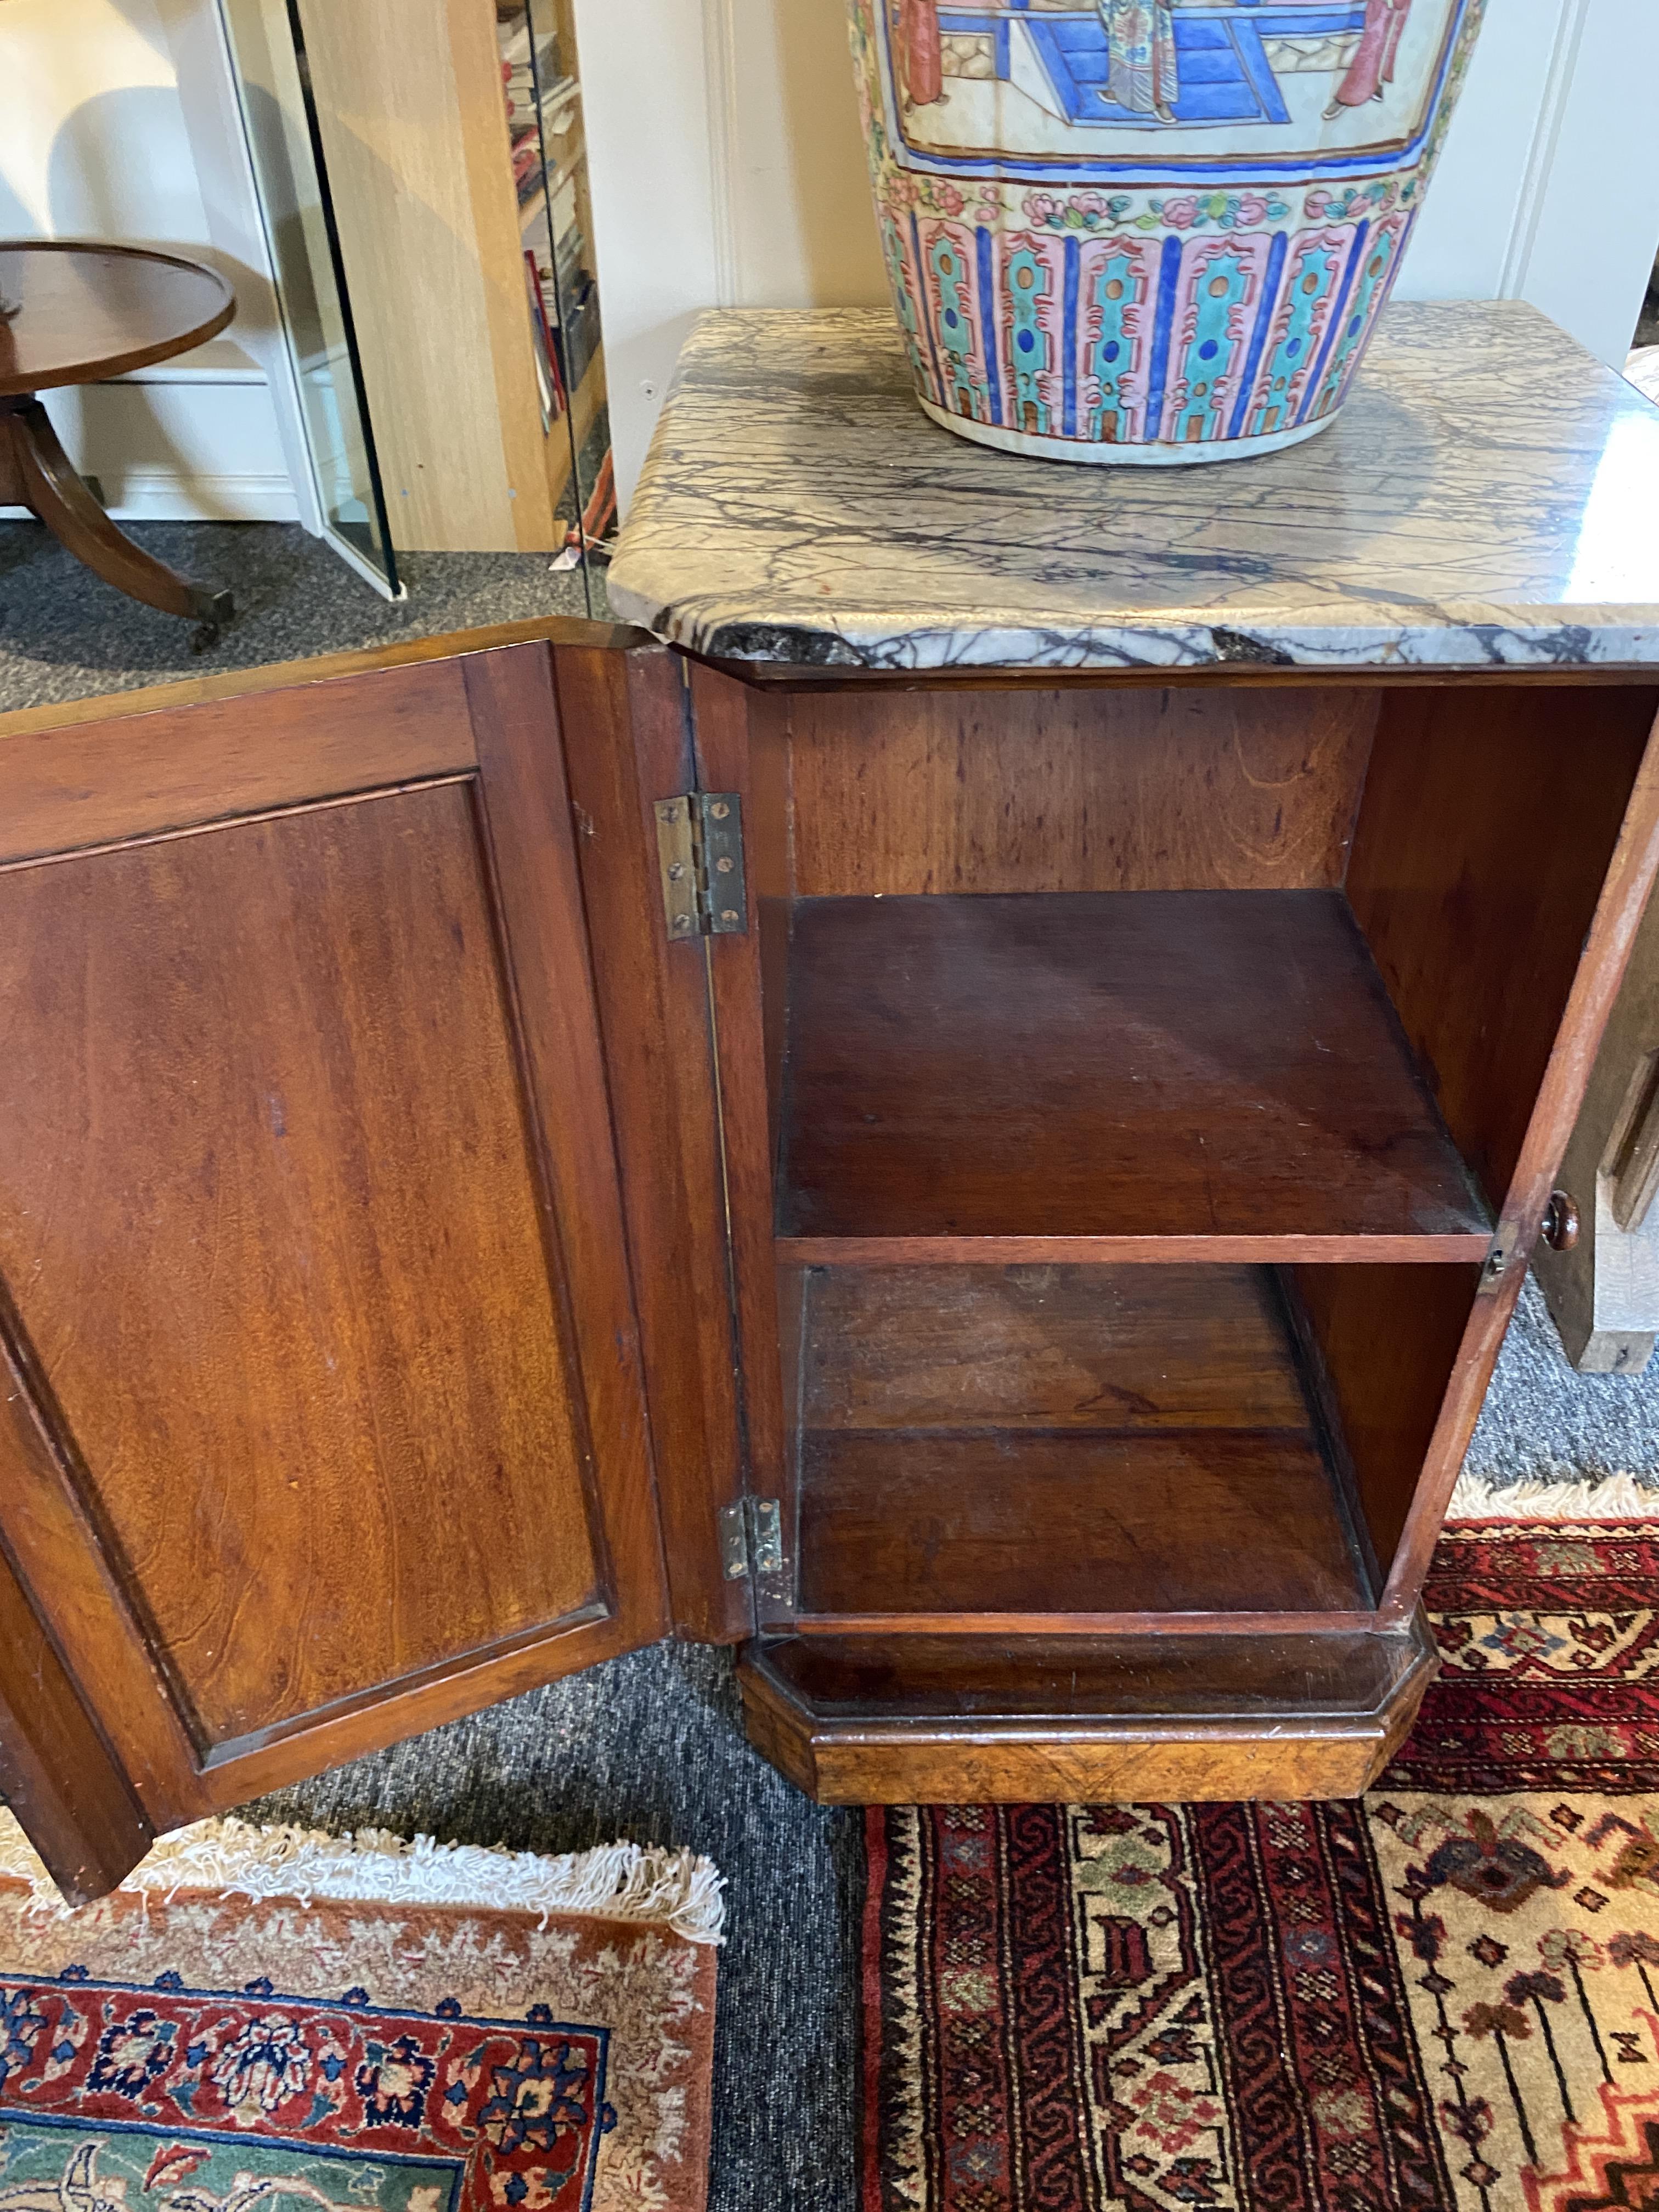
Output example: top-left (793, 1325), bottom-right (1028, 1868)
top-left (0, 1822), bottom-right (721, 2212)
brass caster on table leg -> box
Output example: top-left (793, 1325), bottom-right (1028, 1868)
top-left (190, 588), bottom-right (235, 654)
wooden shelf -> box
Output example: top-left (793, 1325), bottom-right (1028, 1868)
top-left (788, 1263), bottom-right (1375, 1627)
top-left (776, 890), bottom-right (1491, 1259)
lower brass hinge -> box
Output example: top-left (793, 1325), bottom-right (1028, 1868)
top-left (717, 1498), bottom-right (787, 1602)
top-left (655, 793), bottom-right (747, 938)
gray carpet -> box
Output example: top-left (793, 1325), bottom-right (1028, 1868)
top-left (11, 516), bottom-right (1659, 2212)
top-left (1469, 1271), bottom-right (1659, 1482)
top-left (0, 518), bottom-right (597, 712)
top-left (244, 1646), bottom-right (861, 2212)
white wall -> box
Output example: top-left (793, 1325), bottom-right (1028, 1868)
top-left (0, 0), bottom-right (301, 522)
top-left (578, 0), bottom-right (1659, 516)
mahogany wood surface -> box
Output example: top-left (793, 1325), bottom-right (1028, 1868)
top-left (0, 623), bottom-right (648, 871)
top-left (751, 1622), bottom-right (1433, 1714)
top-left (0, 617), bottom-right (646, 746)
top-left (738, 1614), bottom-right (1436, 1803)
top-left (1380, 702), bottom-right (1659, 1614)
top-left (1285, 1262), bottom-right (1480, 1589)
top-left (779, 890), bottom-right (1489, 1246)
top-left (800, 1263), bottom-right (1311, 1431)
top-left (715, 659), bottom-right (1659, 695)
top-left (798, 1432), bottom-right (1367, 1617)
top-left (0, 637), bottom-right (670, 1873)
top-left (5, 397), bottom-right (231, 631)
top-left (553, 642), bottom-right (752, 1640)
top-left (1347, 685), bottom-right (1659, 1214)
top-left (689, 664), bottom-right (792, 1502)
top-left (777, 1233), bottom-right (1492, 1266)
top-left (0, 658), bottom-right (478, 866)
top-left (0, 245), bottom-right (237, 634)
top-left (0, 242), bottom-right (234, 394)
top-left (788, 1263), bottom-right (1370, 1622)
top-left (787, 684), bottom-right (1377, 895)
top-left (1, 789), bottom-right (602, 1751)
top-left (0, 1509), bottom-right (152, 1903)
top-left (462, 642), bottom-right (670, 1655)
top-left (0, 414), bottom-right (20, 506)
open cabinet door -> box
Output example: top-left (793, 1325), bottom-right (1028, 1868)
top-left (0, 623), bottom-right (682, 1900)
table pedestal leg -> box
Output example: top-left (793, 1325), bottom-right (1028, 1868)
top-left (2, 395), bottom-right (234, 649)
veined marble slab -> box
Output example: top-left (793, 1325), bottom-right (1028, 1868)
top-left (607, 301), bottom-right (1659, 673)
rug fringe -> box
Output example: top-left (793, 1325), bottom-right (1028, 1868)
top-left (1448, 1470), bottom-right (1659, 1522)
top-left (0, 1812), bottom-right (725, 1944)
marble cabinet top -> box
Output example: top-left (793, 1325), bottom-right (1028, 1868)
top-left (606, 301), bottom-right (1659, 673)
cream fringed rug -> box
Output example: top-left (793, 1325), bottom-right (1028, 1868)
top-left (0, 1812), bottom-right (722, 2212)
top-left (1449, 1470), bottom-right (1659, 1520)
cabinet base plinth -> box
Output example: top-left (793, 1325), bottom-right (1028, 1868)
top-left (738, 1620), bottom-right (1437, 1804)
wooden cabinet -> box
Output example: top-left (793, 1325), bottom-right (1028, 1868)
top-left (0, 627), bottom-right (685, 1898)
top-left (3, 623), bottom-right (1657, 1899)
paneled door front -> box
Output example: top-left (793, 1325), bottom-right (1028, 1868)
top-left (0, 623), bottom-right (676, 1899)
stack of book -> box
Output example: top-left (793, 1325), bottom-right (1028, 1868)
top-left (497, 8), bottom-right (565, 204)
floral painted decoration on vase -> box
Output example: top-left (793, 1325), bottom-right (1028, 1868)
top-left (849, 0), bottom-right (1487, 464)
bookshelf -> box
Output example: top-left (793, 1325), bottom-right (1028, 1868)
top-left (296, 0), bottom-right (611, 558)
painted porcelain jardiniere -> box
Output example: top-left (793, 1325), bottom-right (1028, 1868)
top-left (848, 0), bottom-right (1486, 463)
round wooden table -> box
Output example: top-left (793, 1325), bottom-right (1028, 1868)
top-left (0, 241), bottom-right (238, 645)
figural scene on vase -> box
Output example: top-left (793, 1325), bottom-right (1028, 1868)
top-left (849, 0), bottom-right (1487, 463)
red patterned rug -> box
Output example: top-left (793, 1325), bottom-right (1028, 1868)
top-left (862, 1521), bottom-right (1659, 2212)
top-left (0, 1820), bottom-right (722, 2212)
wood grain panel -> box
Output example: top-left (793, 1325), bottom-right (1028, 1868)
top-left (1380, 704), bottom-right (1659, 1614)
top-left (552, 642), bottom-right (751, 1640)
top-left (1284, 1262), bottom-right (1480, 1585)
top-left (798, 1430), bottom-right (1368, 1618)
top-left (780, 890), bottom-right (1488, 1245)
top-left (0, 619), bottom-right (643, 749)
top-left (0, 785), bottom-right (600, 1753)
top-left (689, 664), bottom-right (791, 1500)
top-left (739, 1620), bottom-right (1436, 1803)
top-left (801, 1264), bottom-right (1309, 1431)
top-left (462, 644), bottom-right (669, 1647)
top-left (788, 684), bottom-right (1378, 896)
top-left (778, 1233), bottom-right (1492, 1265)
top-left (0, 1517), bottom-right (153, 1901)
top-left (1346, 684), bottom-right (1659, 1211)
top-left (791, 1263), bottom-right (1370, 1622)
top-left (0, 660), bottom-right (476, 866)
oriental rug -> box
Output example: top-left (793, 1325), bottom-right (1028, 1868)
top-left (863, 1517), bottom-right (1659, 2212)
top-left (0, 1818), bottom-right (721, 2212)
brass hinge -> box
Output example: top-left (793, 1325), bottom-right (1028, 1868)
top-left (654, 792), bottom-right (747, 938)
top-left (716, 1497), bottom-right (787, 1601)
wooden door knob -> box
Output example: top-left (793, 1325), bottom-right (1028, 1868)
top-left (1541, 1190), bottom-right (1581, 1251)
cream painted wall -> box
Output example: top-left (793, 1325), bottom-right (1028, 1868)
top-left (578, 0), bottom-right (1659, 516)
top-left (0, 0), bottom-right (211, 242)
top-left (0, 0), bottom-right (301, 521)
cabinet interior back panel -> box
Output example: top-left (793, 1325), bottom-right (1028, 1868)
top-left (0, 783), bottom-right (600, 1752)
top-left (784, 684), bottom-right (1380, 897)
top-left (792, 1263), bottom-right (1374, 1619)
